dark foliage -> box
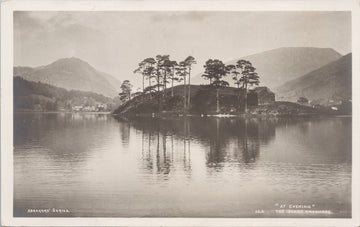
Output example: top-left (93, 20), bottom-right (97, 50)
top-left (14, 77), bottom-right (115, 111)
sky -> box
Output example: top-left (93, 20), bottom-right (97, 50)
top-left (14, 11), bottom-right (351, 88)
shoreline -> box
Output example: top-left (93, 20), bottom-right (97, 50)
top-left (112, 112), bottom-right (352, 119)
top-left (14, 110), bottom-right (351, 118)
top-left (14, 111), bottom-right (112, 114)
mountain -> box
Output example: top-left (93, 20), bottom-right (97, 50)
top-left (14, 58), bottom-right (122, 98)
top-left (274, 53), bottom-right (352, 105)
top-left (192, 47), bottom-right (342, 89)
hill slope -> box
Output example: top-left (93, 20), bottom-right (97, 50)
top-left (14, 58), bottom-right (122, 98)
top-left (14, 77), bottom-right (116, 111)
top-left (275, 53), bottom-right (352, 105)
top-left (192, 47), bottom-right (342, 89)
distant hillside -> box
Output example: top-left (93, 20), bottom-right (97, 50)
top-left (275, 53), bottom-right (352, 105)
top-left (192, 47), bottom-right (342, 89)
top-left (14, 58), bottom-right (122, 98)
top-left (14, 77), bottom-right (117, 112)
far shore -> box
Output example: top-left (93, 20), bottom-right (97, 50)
top-left (14, 110), bottom-right (112, 114)
top-left (14, 110), bottom-right (351, 118)
top-left (112, 112), bottom-right (352, 119)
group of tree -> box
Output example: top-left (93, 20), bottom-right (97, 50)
top-left (122, 56), bottom-right (260, 113)
top-left (201, 59), bottom-right (260, 113)
top-left (133, 55), bottom-right (196, 112)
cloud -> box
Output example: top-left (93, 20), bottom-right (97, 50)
top-left (14, 11), bottom-right (351, 89)
top-left (14, 11), bottom-right (46, 33)
top-left (46, 12), bottom-right (76, 28)
top-left (150, 12), bottom-right (211, 23)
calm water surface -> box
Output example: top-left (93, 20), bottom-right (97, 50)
top-left (14, 113), bottom-right (351, 217)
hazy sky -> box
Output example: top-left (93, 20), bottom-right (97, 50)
top-left (14, 11), bottom-right (351, 88)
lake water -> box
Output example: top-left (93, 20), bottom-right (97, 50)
top-left (14, 113), bottom-right (351, 218)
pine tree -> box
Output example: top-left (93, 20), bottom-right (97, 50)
top-left (202, 59), bottom-right (229, 113)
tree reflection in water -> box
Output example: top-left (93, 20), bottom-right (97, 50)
top-left (207, 118), bottom-right (225, 168)
top-left (183, 117), bottom-right (191, 171)
top-left (242, 118), bottom-right (260, 164)
top-left (146, 129), bottom-right (153, 172)
top-left (14, 113), bottom-right (352, 217)
top-left (119, 120), bottom-right (130, 148)
top-left (115, 116), bottom-right (276, 175)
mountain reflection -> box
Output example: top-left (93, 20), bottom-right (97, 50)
top-left (115, 116), bottom-right (277, 174)
top-left (14, 113), bottom-right (112, 165)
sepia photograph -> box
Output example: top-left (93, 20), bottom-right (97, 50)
top-left (1, 0), bottom-right (360, 226)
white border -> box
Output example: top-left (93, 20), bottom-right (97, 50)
top-left (1, 0), bottom-right (359, 226)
